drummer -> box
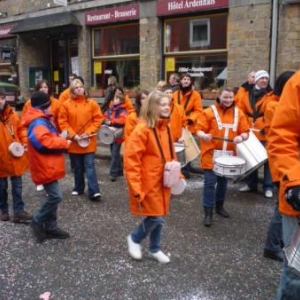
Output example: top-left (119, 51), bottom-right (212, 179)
top-left (103, 92), bottom-right (127, 182)
top-left (0, 88), bottom-right (32, 223)
top-left (196, 86), bottom-right (249, 227)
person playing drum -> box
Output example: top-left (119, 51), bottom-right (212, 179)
top-left (0, 88), bottom-right (32, 223)
top-left (103, 92), bottom-right (127, 182)
top-left (196, 86), bottom-right (249, 227)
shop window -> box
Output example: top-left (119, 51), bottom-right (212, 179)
top-left (189, 19), bottom-right (210, 48)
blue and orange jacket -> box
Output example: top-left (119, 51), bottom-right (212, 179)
top-left (21, 106), bottom-right (69, 185)
top-left (104, 103), bottom-right (127, 143)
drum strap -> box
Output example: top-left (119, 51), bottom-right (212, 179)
top-left (153, 127), bottom-right (174, 163)
top-left (177, 90), bottom-right (194, 115)
top-left (211, 105), bottom-right (238, 151)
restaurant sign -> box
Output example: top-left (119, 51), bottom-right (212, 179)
top-left (0, 24), bottom-right (16, 39)
top-left (86, 3), bottom-right (139, 25)
top-left (157, 0), bottom-right (228, 16)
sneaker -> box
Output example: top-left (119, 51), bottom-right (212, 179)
top-left (0, 211), bottom-right (10, 222)
top-left (110, 176), bottom-right (116, 182)
top-left (31, 220), bottom-right (47, 242)
top-left (36, 184), bottom-right (44, 192)
top-left (127, 234), bottom-right (142, 260)
top-left (149, 250), bottom-right (170, 264)
top-left (90, 193), bottom-right (101, 201)
top-left (263, 249), bottom-right (283, 262)
top-left (45, 228), bottom-right (70, 239)
top-left (12, 211), bottom-right (32, 223)
top-left (239, 185), bottom-right (251, 192)
top-left (265, 190), bottom-right (273, 198)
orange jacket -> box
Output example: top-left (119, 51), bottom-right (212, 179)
top-left (58, 88), bottom-right (70, 104)
top-left (169, 100), bottom-right (187, 142)
top-left (21, 106), bottom-right (69, 185)
top-left (237, 88), bottom-right (272, 141)
top-left (124, 119), bottom-right (174, 216)
top-left (124, 111), bottom-right (138, 142)
top-left (0, 104), bottom-right (28, 178)
top-left (173, 89), bottom-right (203, 133)
top-left (124, 95), bottom-right (134, 114)
top-left (198, 102), bottom-right (249, 169)
top-left (58, 95), bottom-right (104, 154)
top-left (234, 82), bottom-right (254, 105)
top-left (264, 94), bottom-right (279, 136)
top-left (22, 96), bottom-right (61, 131)
top-left (267, 71), bottom-right (300, 217)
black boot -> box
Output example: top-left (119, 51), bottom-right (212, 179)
top-left (215, 202), bottom-right (229, 218)
top-left (203, 207), bottom-right (213, 227)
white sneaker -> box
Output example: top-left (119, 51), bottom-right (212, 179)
top-left (265, 190), bottom-right (273, 198)
top-left (239, 185), bottom-right (251, 192)
top-left (71, 191), bottom-right (79, 196)
top-left (149, 250), bottom-right (170, 264)
top-left (36, 185), bottom-right (44, 192)
top-left (127, 235), bottom-right (142, 260)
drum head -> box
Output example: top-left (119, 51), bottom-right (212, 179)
top-left (171, 178), bottom-right (186, 195)
top-left (98, 126), bottom-right (115, 145)
top-left (9, 142), bottom-right (24, 158)
top-left (214, 156), bottom-right (245, 166)
top-left (77, 137), bottom-right (90, 148)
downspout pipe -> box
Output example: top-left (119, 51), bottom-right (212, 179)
top-left (269, 0), bottom-right (279, 88)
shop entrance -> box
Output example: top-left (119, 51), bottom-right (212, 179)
top-left (50, 37), bottom-right (78, 97)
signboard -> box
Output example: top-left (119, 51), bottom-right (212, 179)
top-left (1, 50), bottom-right (11, 61)
top-left (0, 24), bottom-right (16, 39)
top-left (54, 0), bottom-right (67, 6)
top-left (86, 3), bottom-right (139, 25)
top-left (157, 0), bottom-right (229, 16)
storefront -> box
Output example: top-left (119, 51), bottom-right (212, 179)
top-left (0, 23), bottom-right (18, 85)
top-left (85, 3), bottom-right (140, 93)
top-left (157, 0), bottom-right (228, 91)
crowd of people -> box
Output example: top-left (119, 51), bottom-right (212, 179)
top-left (1, 69), bottom-right (300, 298)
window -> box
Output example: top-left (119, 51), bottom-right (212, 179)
top-left (189, 19), bottom-right (210, 48)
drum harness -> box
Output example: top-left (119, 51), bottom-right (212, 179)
top-left (210, 104), bottom-right (238, 154)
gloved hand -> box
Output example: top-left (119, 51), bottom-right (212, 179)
top-left (80, 132), bottom-right (89, 139)
top-left (201, 133), bottom-right (212, 142)
top-left (104, 119), bottom-right (111, 126)
top-left (187, 119), bottom-right (193, 126)
top-left (73, 134), bottom-right (81, 141)
top-left (233, 135), bottom-right (243, 144)
top-left (285, 186), bottom-right (300, 211)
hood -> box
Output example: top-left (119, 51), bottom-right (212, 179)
top-left (21, 106), bottom-right (50, 128)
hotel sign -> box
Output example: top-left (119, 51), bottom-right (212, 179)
top-left (157, 0), bottom-right (228, 15)
top-left (86, 4), bottom-right (139, 25)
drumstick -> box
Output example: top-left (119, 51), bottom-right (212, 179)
top-left (250, 128), bottom-right (260, 132)
top-left (212, 136), bottom-right (234, 142)
top-left (78, 133), bottom-right (97, 140)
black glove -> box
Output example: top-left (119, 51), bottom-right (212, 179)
top-left (187, 119), bottom-right (193, 125)
top-left (285, 186), bottom-right (300, 211)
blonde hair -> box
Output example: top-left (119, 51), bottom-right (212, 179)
top-left (156, 80), bottom-right (167, 91)
top-left (140, 90), bottom-right (168, 128)
top-left (70, 79), bottom-right (85, 98)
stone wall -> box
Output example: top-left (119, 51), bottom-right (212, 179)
top-left (227, 1), bottom-right (271, 87)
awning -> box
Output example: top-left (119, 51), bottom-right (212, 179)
top-left (10, 12), bottom-right (81, 34)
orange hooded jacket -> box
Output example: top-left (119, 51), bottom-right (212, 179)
top-left (124, 119), bottom-right (174, 216)
top-left (236, 88), bottom-right (272, 141)
top-left (58, 95), bottom-right (104, 154)
top-left (173, 89), bottom-right (203, 133)
top-left (124, 111), bottom-right (138, 142)
top-left (0, 104), bottom-right (28, 178)
top-left (267, 71), bottom-right (300, 217)
top-left (169, 100), bottom-right (187, 142)
top-left (58, 88), bottom-right (70, 104)
top-left (198, 102), bottom-right (249, 169)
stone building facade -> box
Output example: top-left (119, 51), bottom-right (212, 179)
top-left (0, 0), bottom-right (298, 98)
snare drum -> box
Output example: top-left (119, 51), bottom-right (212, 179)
top-left (235, 131), bottom-right (268, 181)
top-left (174, 143), bottom-right (186, 167)
top-left (8, 142), bottom-right (25, 157)
top-left (183, 127), bottom-right (200, 162)
top-left (213, 156), bottom-right (246, 178)
top-left (98, 125), bottom-right (124, 145)
top-left (77, 137), bottom-right (90, 148)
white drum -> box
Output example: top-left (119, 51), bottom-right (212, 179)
top-left (213, 156), bottom-right (246, 178)
top-left (98, 125), bottom-right (124, 145)
top-left (77, 137), bottom-right (90, 148)
top-left (183, 127), bottom-right (200, 162)
top-left (235, 131), bottom-right (268, 181)
top-left (174, 143), bottom-right (186, 167)
top-left (8, 142), bottom-right (24, 157)
top-left (171, 178), bottom-right (186, 195)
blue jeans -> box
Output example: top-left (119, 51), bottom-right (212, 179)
top-left (131, 216), bottom-right (165, 253)
top-left (277, 215), bottom-right (300, 299)
top-left (33, 180), bottom-right (62, 230)
top-left (69, 152), bottom-right (100, 198)
top-left (109, 142), bottom-right (123, 178)
top-left (0, 176), bottom-right (25, 213)
top-left (264, 204), bottom-right (283, 253)
top-left (247, 141), bottom-right (273, 192)
top-left (203, 169), bottom-right (228, 208)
